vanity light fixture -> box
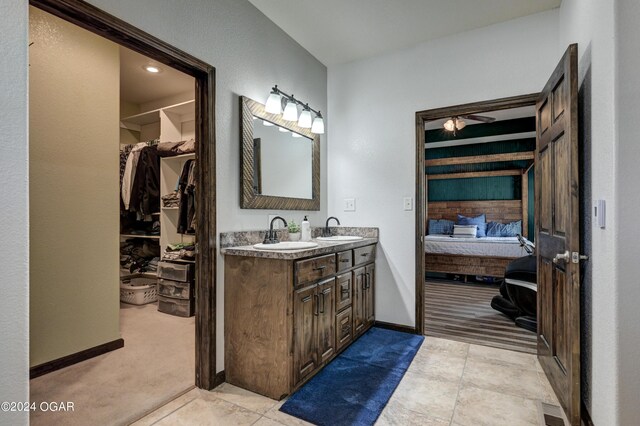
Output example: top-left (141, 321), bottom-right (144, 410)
top-left (298, 105), bottom-right (312, 128)
top-left (265, 85), bottom-right (325, 134)
top-left (265, 88), bottom-right (282, 114)
top-left (282, 99), bottom-right (298, 121)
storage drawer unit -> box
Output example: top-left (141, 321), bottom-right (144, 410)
top-left (158, 295), bottom-right (195, 317)
top-left (336, 307), bottom-right (353, 351)
top-left (158, 278), bottom-right (193, 300)
top-left (354, 245), bottom-right (376, 266)
top-left (158, 261), bottom-right (193, 282)
top-left (294, 254), bottom-right (336, 287)
top-left (336, 250), bottom-right (353, 272)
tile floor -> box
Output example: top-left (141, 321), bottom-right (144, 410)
top-left (133, 337), bottom-right (559, 426)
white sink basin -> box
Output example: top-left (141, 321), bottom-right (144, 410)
top-left (253, 241), bottom-right (319, 251)
top-left (316, 236), bottom-right (364, 242)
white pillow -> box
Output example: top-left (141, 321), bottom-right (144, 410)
top-left (452, 224), bottom-right (478, 238)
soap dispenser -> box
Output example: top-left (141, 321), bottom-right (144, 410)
top-left (301, 216), bottom-right (311, 241)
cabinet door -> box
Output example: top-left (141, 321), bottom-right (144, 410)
top-left (336, 307), bottom-right (353, 352)
top-left (335, 272), bottom-right (352, 312)
top-left (365, 263), bottom-right (375, 327)
top-left (317, 278), bottom-right (336, 363)
top-left (353, 267), bottom-right (366, 336)
top-left (293, 284), bottom-right (318, 385)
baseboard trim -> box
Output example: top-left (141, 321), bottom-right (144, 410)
top-left (581, 400), bottom-right (594, 426)
top-left (374, 320), bottom-right (417, 335)
top-left (212, 370), bottom-right (225, 388)
top-left (30, 338), bottom-right (124, 379)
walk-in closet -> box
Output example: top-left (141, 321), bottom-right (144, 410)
top-left (28, 7), bottom-right (199, 421)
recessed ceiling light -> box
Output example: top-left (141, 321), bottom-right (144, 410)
top-left (144, 65), bottom-right (160, 73)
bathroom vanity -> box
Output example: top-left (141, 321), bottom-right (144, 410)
top-left (222, 236), bottom-right (377, 400)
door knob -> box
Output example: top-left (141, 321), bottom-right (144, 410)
top-left (553, 250), bottom-right (570, 263)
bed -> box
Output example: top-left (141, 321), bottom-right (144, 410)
top-left (425, 200), bottom-right (529, 278)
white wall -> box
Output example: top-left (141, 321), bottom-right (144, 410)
top-left (557, 0), bottom-right (618, 423)
top-left (0, 1), bottom-right (29, 425)
top-left (615, 0), bottom-right (640, 424)
top-left (327, 10), bottom-right (560, 327)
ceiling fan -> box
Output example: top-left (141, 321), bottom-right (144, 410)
top-left (443, 114), bottom-right (496, 135)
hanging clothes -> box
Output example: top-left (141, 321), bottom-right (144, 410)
top-left (129, 145), bottom-right (161, 217)
top-left (119, 144), bottom-right (133, 214)
top-left (177, 159), bottom-right (196, 234)
top-left (121, 142), bottom-right (147, 211)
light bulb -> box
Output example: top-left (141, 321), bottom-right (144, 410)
top-left (145, 65), bottom-right (160, 73)
top-left (443, 119), bottom-right (455, 131)
top-left (262, 120), bottom-right (274, 126)
top-left (456, 119), bottom-right (466, 130)
top-left (265, 89), bottom-right (282, 114)
top-left (298, 107), bottom-right (312, 128)
top-left (311, 115), bottom-right (325, 134)
top-left (282, 100), bottom-right (298, 121)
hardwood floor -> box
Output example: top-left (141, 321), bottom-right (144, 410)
top-left (424, 280), bottom-right (537, 354)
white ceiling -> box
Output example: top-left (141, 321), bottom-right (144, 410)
top-left (120, 47), bottom-right (194, 105)
top-left (248, 0), bottom-right (561, 66)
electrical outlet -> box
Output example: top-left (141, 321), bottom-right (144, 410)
top-left (344, 198), bottom-right (356, 212)
top-left (403, 197), bottom-right (413, 211)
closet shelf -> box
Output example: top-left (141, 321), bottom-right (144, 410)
top-left (120, 100), bottom-right (195, 131)
top-left (162, 206), bottom-right (180, 210)
top-left (161, 152), bottom-right (196, 161)
top-left (120, 234), bottom-right (160, 240)
top-left (162, 258), bottom-right (195, 264)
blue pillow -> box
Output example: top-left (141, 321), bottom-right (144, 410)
top-left (428, 219), bottom-right (454, 235)
top-left (486, 220), bottom-right (522, 237)
top-left (457, 213), bottom-right (486, 238)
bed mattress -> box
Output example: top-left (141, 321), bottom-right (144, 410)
top-left (425, 235), bottom-right (529, 258)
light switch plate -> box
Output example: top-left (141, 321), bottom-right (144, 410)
top-left (344, 198), bottom-right (356, 212)
top-left (403, 197), bottom-right (413, 211)
top-left (595, 199), bottom-right (606, 228)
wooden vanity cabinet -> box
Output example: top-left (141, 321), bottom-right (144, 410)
top-left (224, 243), bottom-right (376, 400)
top-left (293, 278), bottom-right (336, 386)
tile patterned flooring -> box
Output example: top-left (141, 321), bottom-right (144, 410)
top-left (133, 337), bottom-right (559, 426)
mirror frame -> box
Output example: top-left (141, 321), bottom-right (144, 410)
top-left (240, 96), bottom-right (320, 210)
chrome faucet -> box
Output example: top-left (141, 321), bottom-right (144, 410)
top-left (323, 216), bottom-right (340, 237)
top-left (263, 216), bottom-right (288, 244)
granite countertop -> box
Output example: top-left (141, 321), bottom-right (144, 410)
top-left (221, 237), bottom-right (378, 260)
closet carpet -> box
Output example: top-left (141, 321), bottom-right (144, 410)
top-left (424, 280), bottom-right (537, 354)
top-left (30, 302), bottom-right (195, 426)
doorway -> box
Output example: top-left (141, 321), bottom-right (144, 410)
top-left (28, 0), bottom-right (216, 422)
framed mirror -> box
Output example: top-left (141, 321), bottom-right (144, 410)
top-left (240, 96), bottom-right (320, 210)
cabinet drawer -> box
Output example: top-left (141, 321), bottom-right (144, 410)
top-left (335, 272), bottom-right (352, 312)
top-left (336, 250), bottom-right (353, 272)
top-left (353, 245), bottom-right (376, 266)
top-left (295, 254), bottom-right (336, 287)
top-left (158, 278), bottom-right (193, 300)
top-left (157, 295), bottom-right (195, 317)
top-left (336, 307), bottom-right (353, 352)
top-left (157, 261), bottom-right (193, 282)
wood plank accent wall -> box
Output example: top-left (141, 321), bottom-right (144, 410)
top-left (425, 151), bottom-right (534, 167)
top-left (427, 200), bottom-right (524, 224)
top-left (427, 169), bottom-right (521, 180)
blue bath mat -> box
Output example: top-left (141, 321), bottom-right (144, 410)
top-left (280, 327), bottom-right (424, 426)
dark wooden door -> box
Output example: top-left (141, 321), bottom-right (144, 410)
top-left (335, 272), bottom-right (353, 312)
top-left (317, 278), bottom-right (336, 363)
top-left (365, 264), bottom-right (375, 327)
top-left (293, 283), bottom-right (318, 385)
top-left (353, 267), bottom-right (366, 335)
top-left (535, 43), bottom-right (581, 426)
